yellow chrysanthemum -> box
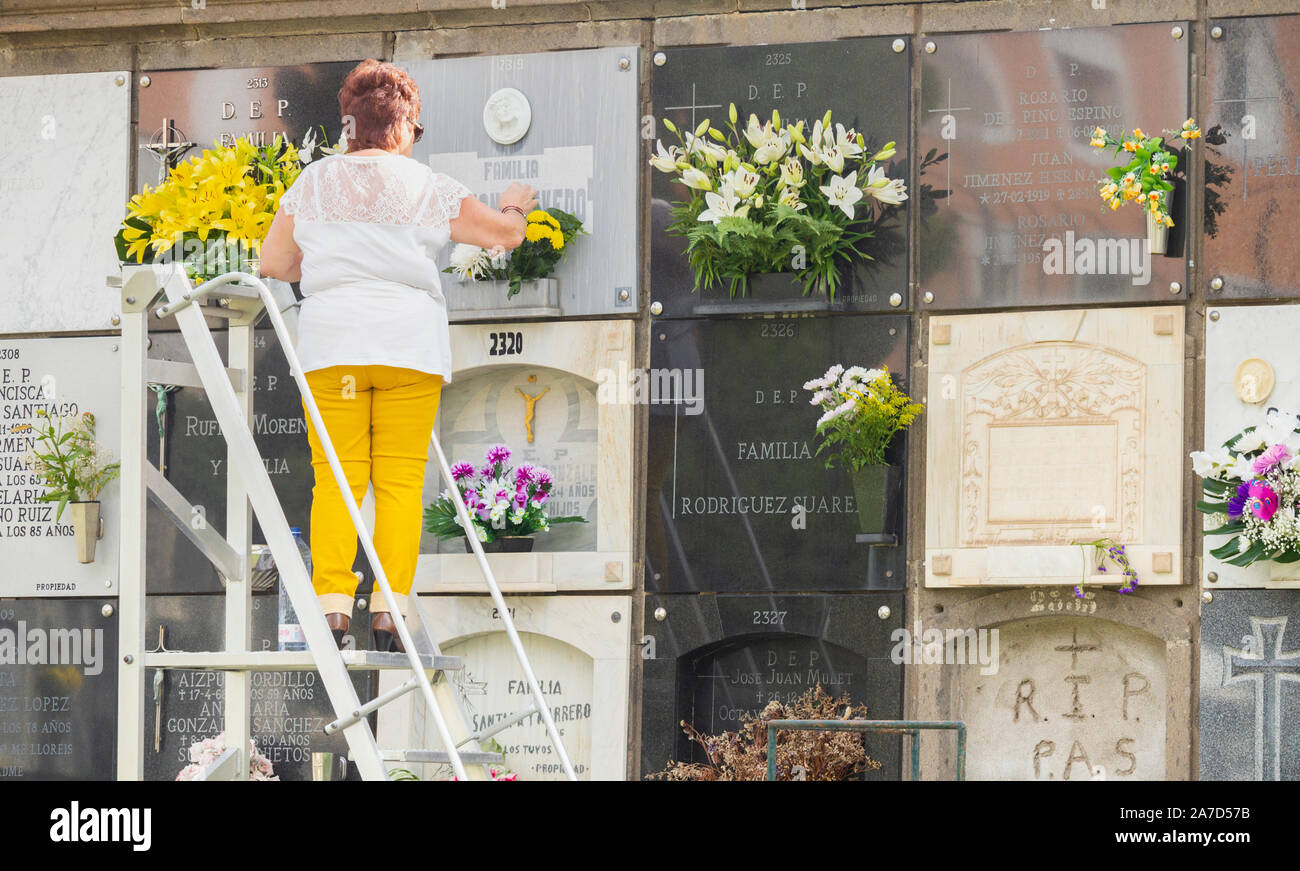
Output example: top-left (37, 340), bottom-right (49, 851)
top-left (549, 230), bottom-right (565, 250)
top-left (524, 223), bottom-right (551, 243)
top-left (526, 209), bottom-right (550, 223)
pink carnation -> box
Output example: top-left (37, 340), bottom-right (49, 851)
top-left (1253, 443), bottom-right (1292, 474)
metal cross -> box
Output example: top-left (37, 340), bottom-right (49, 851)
top-left (1224, 616), bottom-right (1300, 781)
top-left (141, 118), bottom-right (196, 183)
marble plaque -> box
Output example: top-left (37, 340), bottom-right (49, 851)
top-left (142, 329), bottom-right (314, 594)
top-left (647, 315), bottom-right (908, 593)
top-left (1200, 589), bottom-right (1300, 780)
top-left (918, 24), bottom-right (1190, 309)
top-left (0, 598), bottom-right (118, 780)
top-left (0, 337), bottom-right (121, 597)
top-left (400, 47), bottom-right (639, 319)
top-left (650, 37), bottom-right (910, 316)
top-left (1203, 303), bottom-right (1300, 587)
top-left (641, 593), bottom-right (903, 779)
top-left (394, 594), bottom-right (631, 781)
top-left (416, 320), bottom-right (634, 592)
top-left (961, 615), bottom-right (1166, 780)
top-left (135, 62), bottom-right (356, 188)
top-left (0, 71), bottom-right (129, 332)
top-left (926, 307), bottom-right (1184, 587)
top-left (1204, 15), bottom-right (1300, 299)
top-left (143, 593), bottom-right (371, 781)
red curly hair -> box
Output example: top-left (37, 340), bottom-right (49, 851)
top-left (338, 59), bottom-right (421, 152)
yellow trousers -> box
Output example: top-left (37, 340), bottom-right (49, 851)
top-left (302, 365), bottom-right (443, 618)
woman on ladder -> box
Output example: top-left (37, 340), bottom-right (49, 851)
top-left (260, 59), bottom-right (537, 651)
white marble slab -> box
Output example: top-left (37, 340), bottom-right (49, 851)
top-left (1203, 303), bottom-right (1300, 587)
top-left (0, 72), bottom-right (130, 333)
top-left (377, 594), bottom-right (631, 781)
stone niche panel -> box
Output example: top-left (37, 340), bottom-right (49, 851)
top-left (379, 594), bottom-right (631, 781)
top-left (400, 47), bottom-right (640, 320)
top-left (1200, 589), bottom-right (1300, 780)
top-left (918, 23), bottom-right (1190, 309)
top-left (647, 315), bottom-right (909, 593)
top-left (649, 37), bottom-right (910, 316)
top-left (1203, 303), bottom-right (1300, 587)
top-left (925, 307), bottom-right (1184, 587)
top-left (0, 71), bottom-right (129, 333)
top-left (0, 337), bottom-right (122, 597)
top-left (415, 320), bottom-right (634, 592)
top-left (641, 593), bottom-right (904, 780)
top-left (0, 598), bottom-right (118, 781)
top-left (1204, 15), bottom-right (1300, 299)
top-left (914, 589), bottom-right (1191, 781)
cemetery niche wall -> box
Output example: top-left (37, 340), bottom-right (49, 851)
top-left (1204, 14), bottom-right (1300, 300)
top-left (649, 37), bottom-right (909, 316)
top-left (918, 23), bottom-right (1190, 309)
top-left (1200, 589), bottom-right (1300, 781)
top-left (377, 594), bottom-right (631, 781)
top-left (641, 592), bottom-right (903, 779)
top-left (925, 306), bottom-right (1184, 588)
top-left (399, 47), bottom-right (639, 320)
top-left (1203, 303), bottom-right (1300, 587)
top-left (0, 71), bottom-right (129, 333)
top-left (646, 315), bottom-right (909, 593)
top-left (416, 320), bottom-right (634, 592)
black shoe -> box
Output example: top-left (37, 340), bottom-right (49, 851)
top-left (331, 628), bottom-right (347, 650)
top-left (370, 612), bottom-right (406, 653)
top-left (325, 613), bottom-right (350, 651)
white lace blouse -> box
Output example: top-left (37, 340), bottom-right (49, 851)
top-left (277, 153), bottom-right (474, 380)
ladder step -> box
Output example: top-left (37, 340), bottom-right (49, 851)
top-left (144, 650), bottom-right (462, 673)
top-left (382, 749), bottom-right (504, 766)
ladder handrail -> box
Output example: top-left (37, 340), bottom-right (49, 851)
top-left (176, 269), bottom-right (576, 781)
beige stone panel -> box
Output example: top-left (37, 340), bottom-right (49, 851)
top-left (925, 306), bottom-right (1184, 587)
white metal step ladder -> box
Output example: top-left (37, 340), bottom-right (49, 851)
top-left (115, 264), bottom-right (576, 781)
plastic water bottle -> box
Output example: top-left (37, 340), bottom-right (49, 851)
top-left (278, 527), bottom-right (310, 651)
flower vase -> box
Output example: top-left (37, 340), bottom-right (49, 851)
top-left (70, 501), bottom-right (103, 563)
top-left (464, 536), bottom-right (536, 554)
top-left (1146, 192), bottom-right (1170, 256)
top-left (848, 465), bottom-right (897, 535)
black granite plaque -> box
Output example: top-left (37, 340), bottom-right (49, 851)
top-left (646, 315), bottom-right (908, 593)
top-left (136, 62), bottom-right (356, 189)
top-left (1204, 15), bottom-right (1300, 299)
top-left (144, 328), bottom-right (361, 594)
top-left (1200, 589), bottom-right (1300, 781)
top-left (918, 23), bottom-right (1190, 308)
top-left (143, 593), bottom-right (373, 781)
top-left (641, 593), bottom-right (903, 780)
top-left (650, 38), bottom-right (910, 316)
top-left (0, 599), bottom-right (118, 781)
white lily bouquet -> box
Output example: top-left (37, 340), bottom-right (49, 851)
top-left (649, 104), bottom-right (907, 301)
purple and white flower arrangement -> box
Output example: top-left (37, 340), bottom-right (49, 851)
top-left (1191, 409), bottom-right (1300, 567)
top-left (424, 444), bottom-right (585, 544)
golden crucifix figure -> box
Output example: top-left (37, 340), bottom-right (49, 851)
top-left (515, 384), bottom-right (550, 443)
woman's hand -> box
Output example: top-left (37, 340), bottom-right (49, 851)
top-left (448, 182), bottom-right (538, 251)
top-left (497, 182), bottom-right (539, 215)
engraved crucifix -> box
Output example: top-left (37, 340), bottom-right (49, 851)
top-left (1223, 616), bottom-right (1300, 781)
top-left (141, 118), bottom-right (196, 184)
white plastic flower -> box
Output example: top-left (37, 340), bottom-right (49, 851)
top-left (697, 178), bottom-right (750, 224)
top-left (649, 139), bottom-right (684, 173)
top-left (730, 168), bottom-right (760, 199)
top-left (449, 243), bottom-right (489, 280)
top-left (832, 123), bottom-right (864, 159)
top-left (1190, 445), bottom-right (1234, 477)
top-left (1234, 431), bottom-right (1267, 453)
top-left (864, 165), bottom-right (908, 205)
top-left (678, 167), bottom-right (713, 191)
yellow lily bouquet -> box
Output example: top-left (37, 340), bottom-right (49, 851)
top-left (115, 133), bottom-right (326, 281)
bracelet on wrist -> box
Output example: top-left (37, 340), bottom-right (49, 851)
top-left (500, 204), bottom-right (526, 218)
